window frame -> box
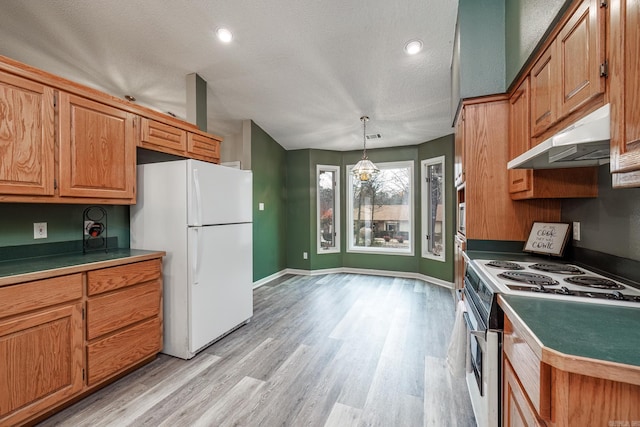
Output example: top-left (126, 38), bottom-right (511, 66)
top-left (421, 156), bottom-right (446, 262)
top-left (346, 160), bottom-right (414, 256)
top-left (316, 164), bottom-right (341, 254)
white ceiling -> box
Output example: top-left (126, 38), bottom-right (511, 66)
top-left (0, 0), bottom-right (458, 152)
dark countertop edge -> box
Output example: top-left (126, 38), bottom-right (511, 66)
top-left (0, 249), bottom-right (165, 287)
top-left (498, 295), bottom-right (640, 386)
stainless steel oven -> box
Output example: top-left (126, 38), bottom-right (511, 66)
top-left (462, 258), bottom-right (501, 427)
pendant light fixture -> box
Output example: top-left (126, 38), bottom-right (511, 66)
top-left (352, 116), bottom-right (380, 181)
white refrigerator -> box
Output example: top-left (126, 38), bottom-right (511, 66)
top-left (130, 159), bottom-right (253, 360)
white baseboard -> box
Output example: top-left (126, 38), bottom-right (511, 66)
top-left (253, 267), bottom-right (453, 289)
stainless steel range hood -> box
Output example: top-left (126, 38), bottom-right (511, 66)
top-left (508, 103), bottom-right (610, 169)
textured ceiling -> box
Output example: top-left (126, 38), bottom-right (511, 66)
top-left (0, 0), bottom-right (458, 151)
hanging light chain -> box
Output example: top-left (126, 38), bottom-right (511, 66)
top-left (361, 115), bottom-right (369, 159)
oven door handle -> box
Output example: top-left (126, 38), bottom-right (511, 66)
top-left (463, 311), bottom-right (487, 352)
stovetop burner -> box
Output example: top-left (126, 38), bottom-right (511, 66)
top-left (564, 276), bottom-right (625, 290)
top-left (529, 263), bottom-right (584, 274)
top-left (485, 261), bottom-right (524, 270)
top-left (498, 271), bottom-right (559, 286)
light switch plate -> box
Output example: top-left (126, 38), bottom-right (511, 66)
top-left (259, 202), bottom-right (265, 211)
top-left (34, 222), bottom-right (47, 239)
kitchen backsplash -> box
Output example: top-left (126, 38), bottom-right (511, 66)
top-left (562, 165), bottom-right (640, 262)
top-left (0, 204), bottom-right (129, 251)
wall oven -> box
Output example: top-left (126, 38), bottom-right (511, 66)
top-left (462, 257), bottom-right (501, 427)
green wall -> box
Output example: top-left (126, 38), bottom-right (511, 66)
top-left (456, 0), bottom-right (506, 98)
top-left (274, 137), bottom-right (455, 283)
top-left (251, 121), bottom-right (288, 281)
top-left (285, 149), bottom-right (312, 270)
top-left (309, 150), bottom-right (343, 271)
top-left (0, 204), bottom-right (129, 249)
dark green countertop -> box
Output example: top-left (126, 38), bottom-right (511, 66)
top-left (0, 249), bottom-right (164, 284)
top-left (500, 294), bottom-right (640, 367)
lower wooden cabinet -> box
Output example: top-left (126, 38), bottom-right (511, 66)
top-left (86, 259), bottom-right (163, 386)
top-left (503, 359), bottom-right (546, 427)
top-left (0, 256), bottom-right (163, 426)
top-left (0, 275), bottom-right (84, 426)
top-left (502, 310), bottom-right (640, 427)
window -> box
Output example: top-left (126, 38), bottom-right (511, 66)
top-left (347, 160), bottom-right (413, 255)
top-left (317, 165), bottom-right (340, 253)
top-left (421, 156), bottom-right (445, 261)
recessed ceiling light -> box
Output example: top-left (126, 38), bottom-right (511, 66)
top-left (404, 39), bottom-right (423, 55)
top-left (216, 28), bottom-right (233, 43)
top-left (124, 95), bottom-right (136, 102)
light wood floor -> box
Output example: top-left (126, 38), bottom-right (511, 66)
top-left (39, 273), bottom-right (476, 427)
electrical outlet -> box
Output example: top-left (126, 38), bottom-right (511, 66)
top-left (303, 252), bottom-right (308, 259)
top-left (34, 222), bottom-right (47, 239)
top-left (573, 221), bottom-right (580, 241)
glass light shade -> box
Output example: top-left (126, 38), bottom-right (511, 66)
top-left (352, 158), bottom-right (380, 181)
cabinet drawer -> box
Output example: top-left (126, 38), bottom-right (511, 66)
top-left (0, 274), bottom-right (82, 319)
top-left (86, 316), bottom-right (161, 386)
top-left (503, 316), bottom-right (551, 419)
top-left (140, 118), bottom-right (187, 156)
top-left (188, 133), bottom-right (220, 162)
top-left (87, 259), bottom-right (161, 296)
top-left (87, 280), bottom-right (161, 340)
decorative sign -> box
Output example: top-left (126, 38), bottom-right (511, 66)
top-left (523, 222), bottom-right (570, 256)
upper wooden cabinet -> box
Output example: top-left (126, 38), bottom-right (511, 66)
top-left (457, 96), bottom-right (561, 241)
top-left (557, 0), bottom-right (606, 117)
top-left (0, 54), bottom-right (224, 203)
top-left (530, 42), bottom-right (559, 138)
top-left (509, 78), bottom-right (534, 194)
top-left (529, 0), bottom-right (606, 140)
top-left (188, 132), bottom-right (220, 163)
top-left (509, 77), bottom-right (598, 200)
top-left (140, 117), bottom-right (187, 156)
top-left (58, 93), bottom-right (136, 201)
top-left (609, 0), bottom-right (640, 186)
top-left (0, 71), bottom-right (55, 196)
top-left (139, 117), bottom-right (222, 163)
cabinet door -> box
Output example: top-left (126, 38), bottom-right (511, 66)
top-left (187, 133), bottom-right (220, 163)
top-left (508, 78), bottom-right (533, 194)
top-left (0, 303), bottom-right (83, 426)
top-left (503, 359), bottom-right (546, 427)
top-left (58, 93), bottom-right (136, 200)
top-left (609, 0), bottom-right (640, 181)
top-left (0, 72), bottom-right (55, 196)
top-left (140, 117), bottom-right (187, 156)
top-left (530, 41), bottom-right (559, 137)
top-left (557, 0), bottom-right (605, 117)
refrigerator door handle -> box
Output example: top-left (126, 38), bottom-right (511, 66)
top-left (191, 228), bottom-right (201, 285)
top-left (192, 168), bottom-right (202, 226)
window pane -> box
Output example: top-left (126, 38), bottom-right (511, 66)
top-left (348, 162), bottom-right (413, 254)
top-left (422, 156), bottom-right (445, 261)
top-left (317, 165), bottom-right (339, 253)
top-left (428, 163), bottom-right (443, 256)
